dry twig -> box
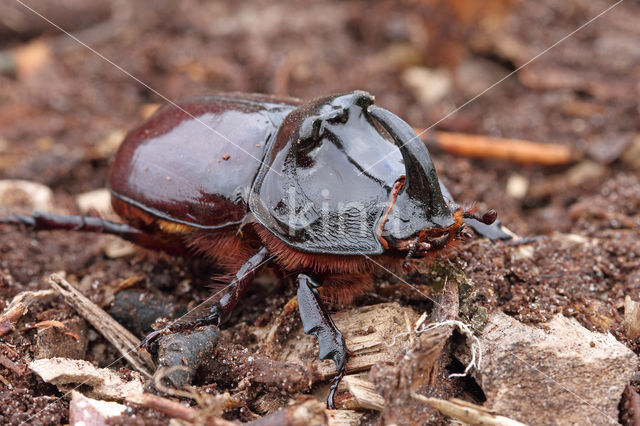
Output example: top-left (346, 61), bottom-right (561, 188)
top-left (48, 273), bottom-right (154, 376)
top-left (421, 130), bottom-right (573, 166)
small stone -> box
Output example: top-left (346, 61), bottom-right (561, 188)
top-left (0, 179), bottom-right (54, 213)
top-left (621, 134), bottom-right (640, 170)
top-left (506, 174), bottom-right (528, 199)
top-left (69, 391), bottom-right (126, 425)
top-left (76, 188), bottom-right (114, 217)
top-left (473, 311), bottom-right (638, 425)
top-left (402, 67), bottom-right (451, 105)
top-left (624, 296), bottom-right (640, 339)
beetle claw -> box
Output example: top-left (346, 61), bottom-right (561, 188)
top-left (140, 328), bottom-right (170, 353)
top-left (327, 369), bottom-right (345, 409)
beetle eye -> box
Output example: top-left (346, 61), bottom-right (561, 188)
top-left (297, 117), bottom-right (323, 151)
top-left (327, 108), bottom-right (348, 124)
top-left (296, 108), bottom-right (348, 152)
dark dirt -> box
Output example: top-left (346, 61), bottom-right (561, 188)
top-left (1, 0), bottom-right (639, 424)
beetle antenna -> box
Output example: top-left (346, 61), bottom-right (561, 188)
top-left (464, 209), bottom-right (497, 225)
top-left (402, 237), bottom-right (419, 272)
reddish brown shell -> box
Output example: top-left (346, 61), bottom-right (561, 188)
top-left (108, 95), bottom-right (296, 229)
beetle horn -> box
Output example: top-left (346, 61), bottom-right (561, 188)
top-left (367, 105), bottom-right (449, 217)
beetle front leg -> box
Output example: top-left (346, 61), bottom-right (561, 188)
top-left (296, 274), bottom-right (348, 409)
top-left (141, 246), bottom-right (270, 351)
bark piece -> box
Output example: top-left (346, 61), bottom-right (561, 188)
top-left (370, 271), bottom-right (462, 424)
top-left (474, 311), bottom-right (638, 425)
top-left (49, 273), bottom-right (154, 376)
top-left (69, 391), bottom-right (126, 426)
top-left (0, 352), bottom-right (26, 375)
top-left (370, 325), bottom-right (453, 425)
top-left (109, 288), bottom-right (187, 337)
top-left (30, 358), bottom-right (144, 401)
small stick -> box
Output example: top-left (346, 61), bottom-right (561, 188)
top-left (0, 304), bottom-right (27, 338)
top-left (0, 353), bottom-right (26, 375)
top-left (0, 372), bottom-right (10, 386)
top-left (411, 393), bottom-right (526, 426)
top-left (419, 130), bottom-right (573, 166)
top-left (127, 393), bottom-right (199, 423)
top-left (128, 392), bottom-right (239, 425)
top-left (48, 273), bottom-right (154, 377)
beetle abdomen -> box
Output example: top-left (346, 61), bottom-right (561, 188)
top-left (109, 95), bottom-right (296, 229)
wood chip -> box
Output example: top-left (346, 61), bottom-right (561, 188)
top-left (247, 398), bottom-right (325, 426)
top-left (272, 302), bottom-right (419, 380)
top-left (48, 273), bottom-right (154, 376)
top-left (30, 358), bottom-right (144, 401)
top-left (341, 374), bottom-right (384, 411)
top-left (13, 39), bottom-right (52, 78)
top-left (0, 179), bottom-right (54, 212)
top-left (326, 409), bottom-right (365, 426)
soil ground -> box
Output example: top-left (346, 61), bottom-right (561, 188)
top-left (0, 0), bottom-right (639, 424)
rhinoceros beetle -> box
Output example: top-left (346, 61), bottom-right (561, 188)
top-left (1, 90), bottom-right (509, 408)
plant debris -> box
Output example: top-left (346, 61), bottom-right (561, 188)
top-left (1, 0), bottom-right (639, 424)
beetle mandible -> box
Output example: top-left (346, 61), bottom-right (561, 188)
top-left (1, 91), bottom-right (509, 408)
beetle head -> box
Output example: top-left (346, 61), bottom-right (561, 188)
top-left (250, 90), bottom-right (405, 254)
top-left (367, 105), bottom-right (498, 268)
